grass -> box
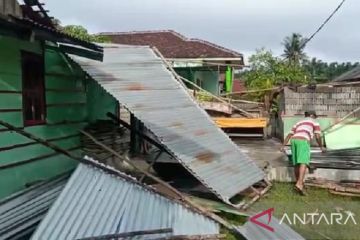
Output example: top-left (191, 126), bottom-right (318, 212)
top-left (250, 182), bottom-right (360, 240)
top-left (219, 182), bottom-right (360, 240)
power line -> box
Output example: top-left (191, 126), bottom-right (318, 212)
top-left (303, 0), bottom-right (346, 47)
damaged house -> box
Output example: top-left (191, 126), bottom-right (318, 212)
top-left (0, 0), bottom-right (116, 200)
top-left (0, 0), bottom-right (262, 238)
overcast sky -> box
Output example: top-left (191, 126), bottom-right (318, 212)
top-left (45, 0), bottom-right (359, 63)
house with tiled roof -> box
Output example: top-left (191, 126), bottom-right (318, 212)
top-left (101, 30), bottom-right (244, 95)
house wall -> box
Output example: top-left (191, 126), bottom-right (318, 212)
top-left (174, 67), bottom-right (219, 95)
top-left (0, 35), bottom-right (117, 199)
top-left (277, 87), bottom-right (360, 149)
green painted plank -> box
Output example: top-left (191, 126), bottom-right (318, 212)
top-left (0, 137), bottom-right (81, 165)
top-left (0, 73), bottom-right (22, 91)
top-left (46, 91), bottom-right (86, 104)
top-left (0, 152), bottom-right (79, 200)
top-left (26, 123), bottom-right (87, 139)
top-left (0, 93), bottom-right (22, 109)
top-left (0, 124), bottom-right (84, 149)
top-left (0, 112), bottom-right (23, 129)
top-left (45, 75), bottom-right (85, 89)
top-left (45, 49), bottom-right (83, 76)
top-left (87, 79), bottom-right (118, 122)
top-left (0, 131), bottom-right (31, 146)
top-left (46, 105), bottom-right (87, 122)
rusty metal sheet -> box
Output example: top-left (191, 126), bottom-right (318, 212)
top-left (0, 173), bottom-right (69, 239)
top-left (31, 158), bottom-right (219, 240)
top-left (68, 44), bottom-right (264, 205)
top-left (236, 214), bottom-right (305, 240)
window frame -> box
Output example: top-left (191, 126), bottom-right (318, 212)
top-left (21, 50), bottom-right (47, 127)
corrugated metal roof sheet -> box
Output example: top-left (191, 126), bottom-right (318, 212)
top-left (236, 215), bottom-right (305, 240)
top-left (333, 65), bottom-right (360, 82)
top-left (68, 44), bottom-right (264, 205)
top-left (31, 158), bottom-right (220, 240)
top-left (0, 173), bottom-right (69, 240)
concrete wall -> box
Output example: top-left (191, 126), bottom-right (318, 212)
top-left (0, 35), bottom-right (117, 199)
top-left (0, 0), bottom-right (22, 17)
top-left (278, 86), bottom-right (360, 149)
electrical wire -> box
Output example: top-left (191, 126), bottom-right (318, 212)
top-left (302, 0), bottom-right (346, 47)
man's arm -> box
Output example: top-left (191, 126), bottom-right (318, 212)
top-left (280, 133), bottom-right (293, 152)
top-left (313, 123), bottom-right (326, 152)
top-left (315, 133), bottom-right (325, 152)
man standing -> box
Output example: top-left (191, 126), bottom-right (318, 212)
top-left (281, 111), bottom-right (325, 194)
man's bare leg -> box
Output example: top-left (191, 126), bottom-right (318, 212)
top-left (296, 164), bottom-right (307, 190)
top-left (294, 165), bottom-right (299, 182)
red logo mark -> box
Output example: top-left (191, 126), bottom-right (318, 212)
top-left (249, 208), bottom-right (275, 232)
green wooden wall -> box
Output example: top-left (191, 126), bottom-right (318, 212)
top-left (0, 35), bottom-right (117, 199)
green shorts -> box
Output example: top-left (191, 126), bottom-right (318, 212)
top-left (290, 139), bottom-right (311, 165)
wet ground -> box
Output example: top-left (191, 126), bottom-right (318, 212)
top-left (233, 138), bottom-right (289, 168)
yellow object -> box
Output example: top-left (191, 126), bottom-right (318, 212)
top-left (213, 117), bottom-right (267, 129)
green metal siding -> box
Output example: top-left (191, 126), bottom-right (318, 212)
top-left (0, 35), bottom-right (117, 199)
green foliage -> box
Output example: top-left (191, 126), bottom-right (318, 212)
top-left (62, 25), bottom-right (110, 43)
top-left (282, 33), bottom-right (308, 65)
top-left (242, 49), bottom-right (309, 99)
top-left (303, 57), bottom-right (359, 82)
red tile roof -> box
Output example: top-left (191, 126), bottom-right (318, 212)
top-left (100, 30), bottom-right (243, 60)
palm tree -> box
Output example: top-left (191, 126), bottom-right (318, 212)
top-left (282, 33), bottom-right (308, 65)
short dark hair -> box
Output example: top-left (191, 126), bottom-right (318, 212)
top-left (305, 111), bottom-right (317, 118)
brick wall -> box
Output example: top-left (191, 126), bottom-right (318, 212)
top-left (281, 86), bottom-right (360, 117)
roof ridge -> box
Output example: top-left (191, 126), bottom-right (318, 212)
top-left (189, 38), bottom-right (242, 57)
top-left (99, 29), bottom-right (186, 40)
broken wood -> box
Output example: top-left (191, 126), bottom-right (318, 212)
top-left (153, 234), bottom-right (226, 240)
top-left (241, 182), bottom-right (272, 210)
top-left (179, 76), bottom-right (254, 118)
top-left (77, 228), bottom-right (173, 240)
top-left (0, 119), bottom-right (81, 161)
top-left (107, 112), bottom-right (173, 157)
top-left (329, 190), bottom-right (360, 198)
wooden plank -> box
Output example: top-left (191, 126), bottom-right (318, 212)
top-left (0, 109), bottom-right (22, 112)
top-left (0, 133), bottom-right (79, 152)
top-left (0, 146), bottom-right (81, 170)
top-left (46, 102), bottom-right (86, 107)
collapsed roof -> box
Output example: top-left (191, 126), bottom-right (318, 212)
top-left (31, 159), bottom-right (220, 240)
top-left (68, 44), bottom-right (264, 205)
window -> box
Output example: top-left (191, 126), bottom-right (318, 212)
top-left (21, 51), bottom-right (46, 126)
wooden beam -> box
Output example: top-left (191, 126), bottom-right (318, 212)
top-left (76, 228), bottom-right (173, 240)
top-left (80, 129), bottom-right (239, 234)
top-left (0, 146), bottom-right (81, 170)
top-left (0, 119), bottom-right (81, 161)
top-left (0, 133), bottom-right (79, 152)
top-left (107, 112), bottom-right (173, 156)
top-left (46, 102), bottom-right (86, 107)
top-left (0, 90), bottom-right (22, 94)
top-left (0, 109), bottom-right (22, 113)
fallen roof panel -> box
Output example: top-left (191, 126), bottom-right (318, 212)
top-left (236, 214), bottom-right (305, 240)
top-left (68, 44), bottom-right (264, 205)
top-left (31, 159), bottom-right (219, 240)
top-left (0, 173), bottom-right (69, 240)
